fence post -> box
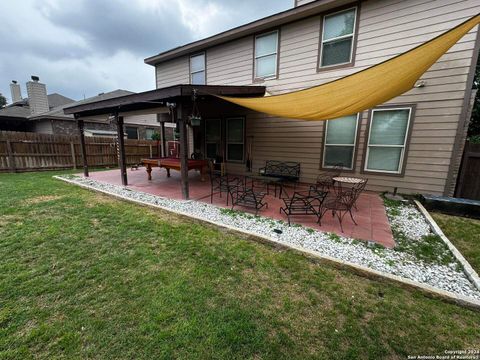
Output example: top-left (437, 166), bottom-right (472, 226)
top-left (149, 144), bottom-right (153, 158)
top-left (6, 140), bottom-right (17, 173)
top-left (70, 142), bottom-right (77, 169)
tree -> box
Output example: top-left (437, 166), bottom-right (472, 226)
top-left (0, 93), bottom-right (6, 108)
top-left (467, 50), bottom-right (480, 142)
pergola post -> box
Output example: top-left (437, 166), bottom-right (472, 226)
top-left (77, 118), bottom-right (89, 177)
top-left (174, 103), bottom-right (189, 200)
top-left (115, 114), bottom-right (128, 186)
top-left (160, 120), bottom-right (166, 157)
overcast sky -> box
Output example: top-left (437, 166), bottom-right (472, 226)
top-left (0, 0), bottom-right (292, 104)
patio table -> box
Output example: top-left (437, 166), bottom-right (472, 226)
top-left (332, 176), bottom-right (365, 193)
top-left (332, 176), bottom-right (365, 185)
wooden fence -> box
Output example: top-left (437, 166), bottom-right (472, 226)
top-left (0, 131), bottom-right (160, 172)
top-left (455, 141), bottom-right (480, 200)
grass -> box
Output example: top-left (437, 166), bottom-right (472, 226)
top-left (431, 212), bottom-right (480, 273)
top-left (0, 171), bottom-right (479, 359)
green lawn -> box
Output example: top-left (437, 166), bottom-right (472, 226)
top-left (1, 171), bottom-right (479, 359)
top-left (431, 212), bottom-right (480, 273)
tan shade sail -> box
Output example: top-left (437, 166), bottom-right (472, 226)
top-left (217, 14), bottom-right (480, 121)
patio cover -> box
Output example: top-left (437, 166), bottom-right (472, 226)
top-left (217, 13), bottom-right (480, 121)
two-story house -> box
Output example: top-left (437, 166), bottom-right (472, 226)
top-left (142, 0), bottom-right (479, 196)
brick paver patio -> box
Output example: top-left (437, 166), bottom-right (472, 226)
top-left (85, 167), bottom-right (395, 248)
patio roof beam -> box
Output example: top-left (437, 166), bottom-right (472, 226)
top-left (63, 85), bottom-right (266, 118)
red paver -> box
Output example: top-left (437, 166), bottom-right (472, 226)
top-left (82, 168), bottom-right (395, 248)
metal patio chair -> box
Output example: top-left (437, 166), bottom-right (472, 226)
top-left (231, 185), bottom-right (268, 215)
top-left (310, 163), bottom-right (343, 193)
top-left (351, 178), bottom-right (368, 210)
top-left (209, 161), bottom-right (242, 205)
top-left (320, 189), bottom-right (357, 232)
top-left (280, 186), bottom-right (328, 225)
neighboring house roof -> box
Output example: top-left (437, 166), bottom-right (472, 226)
top-left (0, 93), bottom-right (75, 120)
top-left (47, 93), bottom-right (76, 108)
top-left (144, 0), bottom-right (350, 65)
top-left (72, 89), bottom-right (134, 107)
top-left (0, 105), bottom-right (31, 119)
top-left (29, 90), bottom-right (134, 121)
top-left (7, 93), bottom-right (75, 108)
top-left (1, 89), bottom-right (134, 124)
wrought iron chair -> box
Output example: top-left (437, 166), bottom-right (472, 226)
top-left (351, 178), bottom-right (368, 210)
top-left (231, 186), bottom-right (268, 215)
top-left (209, 161), bottom-right (242, 205)
top-left (310, 163), bottom-right (343, 193)
top-left (320, 189), bottom-right (357, 232)
top-left (280, 186), bottom-right (328, 225)
top-left (191, 151), bottom-right (203, 160)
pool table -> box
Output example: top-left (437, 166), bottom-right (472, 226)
top-left (141, 157), bottom-right (208, 181)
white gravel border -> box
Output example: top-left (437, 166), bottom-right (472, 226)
top-left (54, 174), bottom-right (480, 306)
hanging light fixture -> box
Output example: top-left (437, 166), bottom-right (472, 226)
top-left (188, 89), bottom-right (201, 126)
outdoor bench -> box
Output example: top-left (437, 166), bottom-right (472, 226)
top-left (259, 160), bottom-right (300, 183)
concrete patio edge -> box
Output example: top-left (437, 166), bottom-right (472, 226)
top-left (54, 175), bottom-right (480, 311)
top-left (414, 199), bottom-right (480, 292)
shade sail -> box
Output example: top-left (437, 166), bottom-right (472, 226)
top-left (217, 13), bottom-right (480, 121)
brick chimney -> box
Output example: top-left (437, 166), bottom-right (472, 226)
top-left (26, 76), bottom-right (49, 115)
top-left (9, 80), bottom-right (22, 103)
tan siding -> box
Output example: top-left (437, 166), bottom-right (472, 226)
top-left (156, 57), bottom-right (189, 88)
top-left (154, 0), bottom-right (480, 195)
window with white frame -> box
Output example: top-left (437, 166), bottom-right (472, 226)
top-left (226, 117), bottom-right (244, 162)
top-left (323, 114), bottom-right (359, 169)
top-left (190, 53), bottom-right (206, 85)
top-left (320, 7), bottom-right (357, 68)
top-left (254, 31), bottom-right (278, 79)
top-left (145, 128), bottom-right (155, 140)
top-left (205, 119), bottom-right (221, 159)
top-left (365, 108), bottom-right (412, 174)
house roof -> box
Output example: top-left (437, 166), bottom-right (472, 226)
top-left (29, 90), bottom-right (134, 121)
top-left (0, 105), bottom-right (31, 119)
top-left (144, 0), bottom-right (352, 65)
top-left (64, 84), bottom-right (266, 117)
top-left (47, 93), bottom-right (76, 108)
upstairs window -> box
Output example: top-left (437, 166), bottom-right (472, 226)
top-left (365, 108), bottom-right (412, 174)
top-left (320, 7), bottom-right (357, 68)
top-left (254, 31), bottom-right (279, 79)
top-left (323, 114), bottom-right (359, 170)
top-left (190, 53), bottom-right (206, 85)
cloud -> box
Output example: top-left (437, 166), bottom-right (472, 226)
top-left (0, 0), bottom-right (292, 104)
